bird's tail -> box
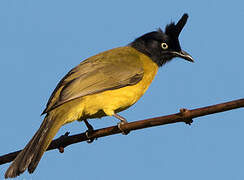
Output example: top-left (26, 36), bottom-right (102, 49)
top-left (5, 113), bottom-right (63, 178)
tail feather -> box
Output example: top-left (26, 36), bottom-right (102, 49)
top-left (28, 118), bottom-right (61, 173)
top-left (5, 114), bottom-right (63, 178)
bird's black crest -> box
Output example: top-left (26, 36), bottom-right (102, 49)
top-left (165, 13), bottom-right (188, 38)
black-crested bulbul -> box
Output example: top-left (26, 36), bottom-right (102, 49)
top-left (5, 13), bottom-right (193, 178)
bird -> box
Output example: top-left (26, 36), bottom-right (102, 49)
top-left (5, 13), bottom-right (193, 178)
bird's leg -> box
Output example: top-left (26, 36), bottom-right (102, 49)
top-left (113, 113), bottom-right (130, 135)
top-left (84, 119), bottom-right (95, 143)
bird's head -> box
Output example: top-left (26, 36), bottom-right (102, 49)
top-left (130, 13), bottom-right (194, 66)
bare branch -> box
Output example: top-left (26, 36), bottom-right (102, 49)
top-left (1, 98), bottom-right (244, 165)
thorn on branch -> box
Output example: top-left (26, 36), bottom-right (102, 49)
top-left (58, 132), bottom-right (70, 153)
top-left (180, 108), bottom-right (193, 125)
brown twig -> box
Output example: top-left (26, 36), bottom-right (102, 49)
top-left (1, 98), bottom-right (244, 165)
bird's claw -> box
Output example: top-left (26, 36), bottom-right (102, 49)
top-left (83, 119), bottom-right (96, 143)
top-left (85, 130), bottom-right (95, 143)
top-left (118, 122), bottom-right (130, 135)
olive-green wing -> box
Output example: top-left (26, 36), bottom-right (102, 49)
top-left (42, 47), bottom-right (144, 114)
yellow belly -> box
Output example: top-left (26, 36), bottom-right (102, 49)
top-left (52, 53), bottom-right (158, 124)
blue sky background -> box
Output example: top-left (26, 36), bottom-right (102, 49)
top-left (1, 0), bottom-right (244, 179)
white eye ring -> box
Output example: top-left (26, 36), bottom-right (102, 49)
top-left (161, 42), bottom-right (168, 50)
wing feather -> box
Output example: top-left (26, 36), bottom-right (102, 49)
top-left (42, 47), bottom-right (144, 114)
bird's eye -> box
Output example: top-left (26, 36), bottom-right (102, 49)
top-left (161, 42), bottom-right (168, 50)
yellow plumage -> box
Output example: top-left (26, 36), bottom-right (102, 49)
top-left (53, 48), bottom-right (158, 124)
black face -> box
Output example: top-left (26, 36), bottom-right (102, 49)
top-left (130, 14), bottom-right (194, 67)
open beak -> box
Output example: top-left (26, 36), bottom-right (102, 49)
top-left (172, 50), bottom-right (194, 62)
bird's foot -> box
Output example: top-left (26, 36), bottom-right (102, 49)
top-left (84, 119), bottom-right (96, 143)
top-left (113, 114), bottom-right (130, 135)
top-left (180, 108), bottom-right (193, 125)
top-left (85, 130), bottom-right (95, 143)
top-left (117, 122), bottom-right (130, 135)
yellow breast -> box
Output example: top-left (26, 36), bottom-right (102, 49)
top-left (81, 52), bottom-right (158, 118)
